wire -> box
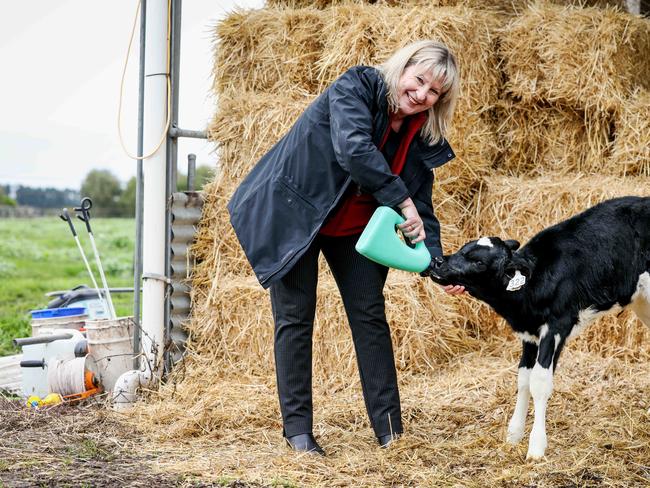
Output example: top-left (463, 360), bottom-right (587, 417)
top-left (117, 0), bottom-right (172, 161)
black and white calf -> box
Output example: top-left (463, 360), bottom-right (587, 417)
top-left (426, 196), bottom-right (650, 459)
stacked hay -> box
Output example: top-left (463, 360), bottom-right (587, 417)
top-left (214, 5), bottom-right (501, 111)
top-left (609, 89), bottom-right (650, 176)
top-left (465, 175), bottom-right (650, 358)
top-left (133, 2), bottom-right (650, 485)
top-left (189, 271), bottom-right (494, 381)
top-left (267, 0), bottom-right (626, 14)
top-left (493, 100), bottom-right (611, 176)
top-left (496, 2), bottom-right (650, 175)
top-left (208, 5), bottom-right (503, 277)
top-left (467, 2), bottom-right (650, 353)
top-left (187, 0), bottom-right (650, 398)
top-left (499, 3), bottom-right (650, 113)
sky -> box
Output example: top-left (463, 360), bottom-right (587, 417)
top-left (0, 0), bottom-right (264, 191)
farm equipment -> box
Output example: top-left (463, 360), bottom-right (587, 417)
top-left (13, 314), bottom-right (135, 405)
top-left (14, 329), bottom-right (101, 401)
top-left (59, 198), bottom-right (117, 319)
top-left (45, 285), bottom-right (135, 320)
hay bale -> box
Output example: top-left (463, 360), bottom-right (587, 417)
top-left (208, 91), bottom-right (312, 186)
top-left (499, 2), bottom-right (650, 113)
top-left (468, 174), bottom-right (649, 240)
top-left (208, 91), bottom-right (495, 192)
top-left (213, 6), bottom-right (503, 113)
top-left (267, 0), bottom-right (625, 12)
top-left (318, 5), bottom-right (503, 113)
top-left (191, 178), bottom-right (475, 281)
top-left (455, 174), bottom-right (650, 358)
top-left (189, 180), bottom-right (251, 282)
top-left (202, 88), bottom-right (487, 278)
top-left (196, 181), bottom-right (479, 281)
top-left (493, 99), bottom-right (611, 176)
top-left (609, 89), bottom-right (650, 176)
top-left (188, 272), bottom-right (484, 380)
top-left (213, 8), bottom-right (325, 97)
top-left (438, 108), bottom-right (499, 180)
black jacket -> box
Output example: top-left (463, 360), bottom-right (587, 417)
top-left (227, 66), bottom-right (456, 288)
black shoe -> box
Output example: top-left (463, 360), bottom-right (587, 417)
top-left (378, 433), bottom-right (401, 448)
top-left (285, 433), bottom-right (325, 455)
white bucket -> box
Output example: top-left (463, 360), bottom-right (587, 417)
top-left (85, 317), bottom-right (134, 392)
top-left (31, 314), bottom-right (87, 337)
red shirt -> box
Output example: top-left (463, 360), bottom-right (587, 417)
top-left (320, 112), bottom-right (427, 236)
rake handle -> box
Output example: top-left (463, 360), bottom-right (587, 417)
top-left (75, 197), bottom-right (93, 233)
top-left (59, 208), bottom-right (77, 237)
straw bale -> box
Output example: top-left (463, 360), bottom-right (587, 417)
top-left (213, 8), bottom-right (325, 97)
top-left (609, 89), bottom-right (650, 176)
top-left (214, 6), bottom-right (503, 113)
top-left (208, 91), bottom-right (313, 186)
top-left (201, 88), bottom-right (491, 278)
top-left (190, 177), bottom-right (476, 282)
top-left (317, 5), bottom-right (502, 112)
top-left (443, 110), bottom-right (499, 181)
top-left (493, 99), bottom-right (612, 176)
top-left (208, 91), bottom-right (495, 193)
top-left (457, 174), bottom-right (650, 358)
top-left (499, 2), bottom-right (650, 113)
top-left (132, 351), bottom-right (650, 487)
top-left (189, 181), bottom-right (251, 283)
top-left (267, 0), bottom-right (625, 12)
top-left (468, 174), bottom-right (650, 241)
top-left (187, 272), bottom-right (487, 381)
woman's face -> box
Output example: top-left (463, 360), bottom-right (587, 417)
top-left (395, 64), bottom-right (444, 119)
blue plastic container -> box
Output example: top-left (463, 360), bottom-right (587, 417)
top-left (30, 307), bottom-right (86, 319)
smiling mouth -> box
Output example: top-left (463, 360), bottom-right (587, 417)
top-left (407, 94), bottom-right (420, 106)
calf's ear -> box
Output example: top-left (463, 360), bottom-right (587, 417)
top-left (504, 239), bottom-right (520, 251)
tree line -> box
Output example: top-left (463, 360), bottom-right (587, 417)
top-left (1, 166), bottom-right (212, 217)
top-left (0, 184), bottom-right (78, 209)
top-left (79, 167), bottom-right (213, 217)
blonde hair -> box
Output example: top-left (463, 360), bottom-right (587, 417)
top-left (378, 40), bottom-right (460, 145)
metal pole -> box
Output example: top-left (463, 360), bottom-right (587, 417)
top-left (141, 0), bottom-right (170, 376)
top-left (133, 0), bottom-right (147, 369)
top-left (187, 153), bottom-right (196, 191)
top-left (164, 0), bottom-right (182, 372)
top-left (168, 127), bottom-right (207, 139)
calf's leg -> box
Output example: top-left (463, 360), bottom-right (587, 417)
top-left (507, 340), bottom-right (537, 444)
top-left (630, 272), bottom-right (650, 327)
top-left (527, 328), bottom-right (566, 460)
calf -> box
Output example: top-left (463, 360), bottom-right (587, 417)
top-left (426, 196), bottom-right (650, 459)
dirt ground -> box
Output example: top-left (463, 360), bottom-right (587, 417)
top-left (0, 396), bottom-right (263, 488)
top-left (3, 348), bottom-right (650, 487)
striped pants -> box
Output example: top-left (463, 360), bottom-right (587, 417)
top-left (270, 233), bottom-right (403, 439)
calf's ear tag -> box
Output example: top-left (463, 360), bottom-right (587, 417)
top-left (506, 270), bottom-right (526, 291)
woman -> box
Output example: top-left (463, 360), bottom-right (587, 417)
top-left (227, 40), bottom-right (464, 455)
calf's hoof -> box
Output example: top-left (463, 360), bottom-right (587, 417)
top-left (525, 439), bottom-right (547, 460)
top-left (506, 427), bottom-right (525, 445)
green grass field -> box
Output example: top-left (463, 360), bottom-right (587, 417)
top-left (0, 218), bottom-right (135, 355)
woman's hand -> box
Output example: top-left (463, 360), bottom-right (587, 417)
top-left (397, 198), bottom-right (425, 244)
top-left (442, 284), bottom-right (465, 295)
